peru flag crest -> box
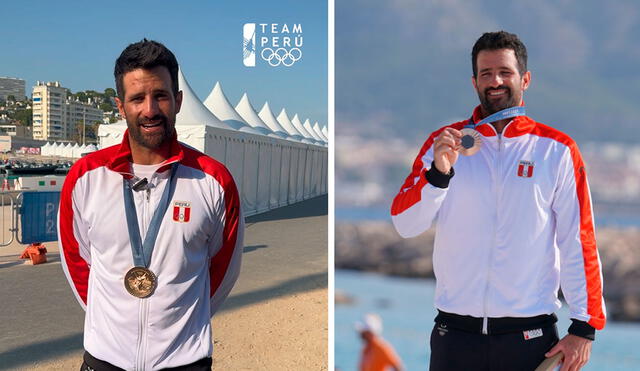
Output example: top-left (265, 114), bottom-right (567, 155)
top-left (173, 201), bottom-right (191, 223)
top-left (517, 160), bottom-right (535, 178)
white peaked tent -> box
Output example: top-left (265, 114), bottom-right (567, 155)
top-left (97, 68), bottom-right (327, 216)
top-left (304, 118), bottom-right (324, 143)
top-left (291, 114), bottom-right (316, 142)
top-left (75, 144), bottom-right (85, 157)
top-left (54, 143), bottom-right (63, 156)
top-left (203, 82), bottom-right (262, 135)
top-left (63, 143), bottom-right (71, 157)
top-left (176, 69), bottom-right (234, 131)
top-left (235, 94), bottom-right (285, 139)
top-left (258, 102), bottom-right (293, 140)
top-left (40, 142), bottom-right (52, 156)
top-left (313, 122), bottom-right (328, 143)
top-left (321, 125), bottom-right (328, 140)
top-left (71, 143), bottom-right (81, 158)
top-left (277, 108), bottom-right (309, 143)
top-left (63, 143), bottom-right (74, 158)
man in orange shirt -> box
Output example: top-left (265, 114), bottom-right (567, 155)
top-left (357, 314), bottom-right (404, 371)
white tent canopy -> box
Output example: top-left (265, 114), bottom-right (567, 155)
top-left (203, 82), bottom-right (262, 135)
top-left (40, 142), bottom-right (52, 156)
top-left (65, 143), bottom-right (73, 157)
top-left (235, 93), bottom-right (284, 139)
top-left (176, 69), bottom-right (233, 131)
top-left (291, 114), bottom-right (316, 142)
top-left (71, 143), bottom-right (81, 158)
top-left (54, 143), bottom-right (64, 157)
top-left (276, 108), bottom-right (308, 143)
top-left (313, 122), bottom-right (328, 142)
top-left (258, 102), bottom-right (293, 140)
top-left (63, 143), bottom-right (71, 156)
top-left (303, 118), bottom-right (324, 143)
top-left (321, 125), bottom-right (328, 140)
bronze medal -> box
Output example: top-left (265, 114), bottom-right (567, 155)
top-left (459, 128), bottom-right (482, 156)
top-left (124, 267), bottom-right (157, 298)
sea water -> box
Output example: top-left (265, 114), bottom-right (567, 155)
top-left (335, 269), bottom-right (640, 371)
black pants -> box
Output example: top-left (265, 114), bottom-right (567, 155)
top-left (80, 351), bottom-right (213, 371)
top-left (429, 321), bottom-right (559, 371)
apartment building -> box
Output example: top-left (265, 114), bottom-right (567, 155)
top-left (0, 77), bottom-right (26, 102)
top-left (32, 81), bottom-right (102, 141)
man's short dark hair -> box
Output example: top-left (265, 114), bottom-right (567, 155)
top-left (471, 31), bottom-right (527, 77)
top-left (114, 39), bottom-right (179, 99)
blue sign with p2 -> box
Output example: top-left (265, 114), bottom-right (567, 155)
top-left (20, 191), bottom-right (60, 244)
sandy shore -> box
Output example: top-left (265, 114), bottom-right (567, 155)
top-left (0, 195), bottom-right (327, 370)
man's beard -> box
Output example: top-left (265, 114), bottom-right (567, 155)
top-left (127, 114), bottom-right (174, 150)
top-left (478, 86), bottom-right (519, 115)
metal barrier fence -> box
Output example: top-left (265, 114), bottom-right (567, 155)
top-left (0, 192), bottom-right (15, 246)
top-left (0, 191), bottom-right (60, 247)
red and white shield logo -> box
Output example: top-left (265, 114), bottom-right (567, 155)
top-left (173, 201), bottom-right (191, 223)
top-left (517, 160), bottom-right (535, 178)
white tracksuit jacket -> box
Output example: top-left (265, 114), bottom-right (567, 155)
top-left (58, 131), bottom-right (244, 370)
top-left (391, 106), bottom-right (606, 332)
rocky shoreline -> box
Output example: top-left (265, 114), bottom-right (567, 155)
top-left (336, 221), bottom-right (640, 322)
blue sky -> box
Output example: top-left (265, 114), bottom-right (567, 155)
top-left (0, 0), bottom-right (328, 125)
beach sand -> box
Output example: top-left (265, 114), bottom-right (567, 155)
top-left (0, 195), bottom-right (328, 370)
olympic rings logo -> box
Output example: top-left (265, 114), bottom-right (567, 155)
top-left (260, 47), bottom-right (302, 67)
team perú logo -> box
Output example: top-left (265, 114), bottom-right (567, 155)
top-left (243, 23), bottom-right (303, 67)
top-left (517, 160), bottom-right (535, 178)
top-left (173, 201), bottom-right (191, 223)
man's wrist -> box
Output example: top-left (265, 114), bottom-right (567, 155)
top-left (425, 161), bottom-right (454, 188)
top-left (568, 319), bottom-right (595, 341)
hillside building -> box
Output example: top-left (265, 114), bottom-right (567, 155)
top-left (32, 81), bottom-right (102, 141)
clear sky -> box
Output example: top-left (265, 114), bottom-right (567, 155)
top-left (0, 0), bottom-right (328, 125)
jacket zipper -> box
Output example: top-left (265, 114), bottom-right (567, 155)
top-left (135, 177), bottom-right (154, 370)
top-left (482, 133), bottom-right (503, 334)
top-left (135, 298), bottom-right (150, 370)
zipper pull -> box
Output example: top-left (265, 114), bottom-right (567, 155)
top-left (146, 188), bottom-right (150, 201)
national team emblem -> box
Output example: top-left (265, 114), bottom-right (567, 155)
top-left (517, 160), bottom-right (535, 178)
top-left (173, 201), bottom-right (191, 223)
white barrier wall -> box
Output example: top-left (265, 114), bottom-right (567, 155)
top-left (99, 123), bottom-right (327, 217)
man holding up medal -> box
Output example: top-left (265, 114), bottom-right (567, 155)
top-left (390, 31), bottom-right (605, 371)
top-left (58, 39), bottom-right (243, 370)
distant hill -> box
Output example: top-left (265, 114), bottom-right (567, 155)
top-left (336, 0), bottom-right (640, 144)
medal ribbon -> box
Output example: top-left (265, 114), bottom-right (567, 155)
top-left (122, 163), bottom-right (178, 267)
top-left (464, 106), bottom-right (526, 129)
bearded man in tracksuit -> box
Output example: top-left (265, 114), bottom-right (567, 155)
top-left (58, 39), bottom-right (243, 370)
top-left (391, 31), bottom-right (605, 371)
